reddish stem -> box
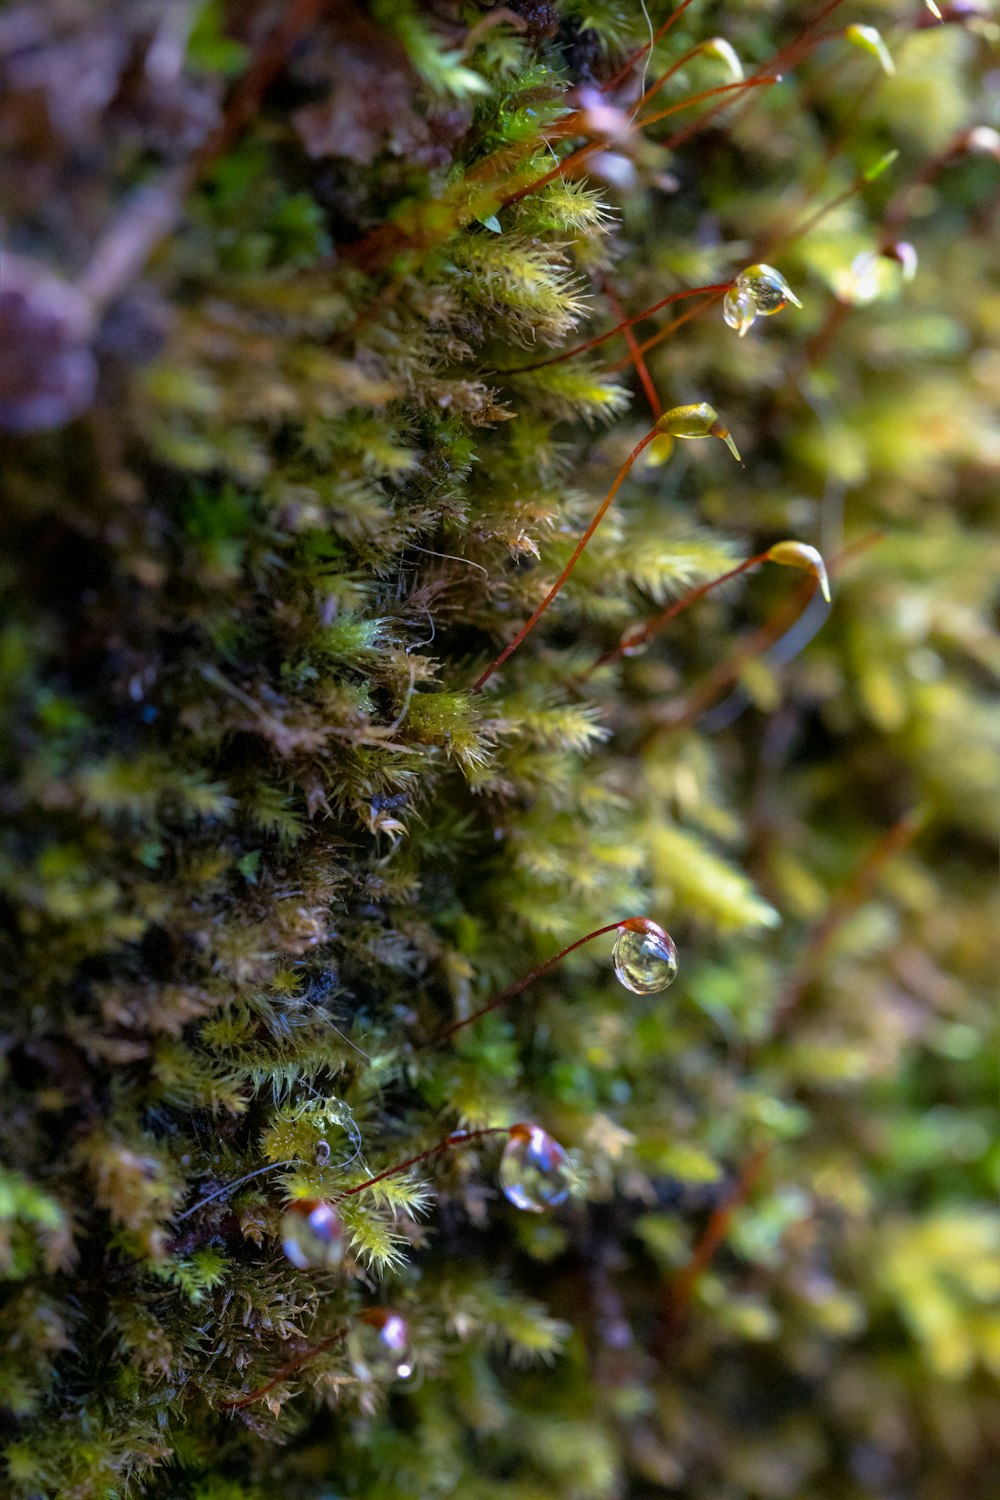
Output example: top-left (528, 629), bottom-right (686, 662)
top-left (501, 76), bottom-right (776, 211)
top-left (222, 1324), bottom-right (350, 1411)
top-left (770, 807), bottom-right (923, 1036)
top-left (606, 291), bottom-right (727, 368)
top-left (601, 276), bottom-right (662, 418)
top-left (584, 551), bottom-right (774, 679)
top-left (660, 1145), bottom-right (770, 1344)
top-left (500, 283), bottom-right (733, 376)
top-left (601, 0), bottom-right (697, 96)
top-left (645, 533), bottom-right (882, 742)
top-left (637, 75), bottom-right (778, 132)
top-left (470, 427), bottom-right (660, 692)
top-left (426, 919), bottom-right (641, 1046)
top-left (336, 1127), bottom-right (512, 1196)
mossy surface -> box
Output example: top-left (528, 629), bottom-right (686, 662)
top-left (1, 3), bottom-right (998, 1497)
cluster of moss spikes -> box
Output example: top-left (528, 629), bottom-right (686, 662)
top-left (1, 3), bottom-right (998, 1499)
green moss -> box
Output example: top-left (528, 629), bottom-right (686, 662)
top-left (1, 2), bottom-right (997, 1498)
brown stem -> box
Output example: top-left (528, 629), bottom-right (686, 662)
top-left (221, 1324), bottom-right (350, 1410)
top-left (470, 427), bottom-right (660, 691)
top-left (646, 532), bottom-right (882, 743)
top-left (498, 283), bottom-right (733, 376)
top-left (769, 807), bottom-right (924, 1036)
top-left (601, 0), bottom-right (697, 96)
top-left (336, 1127), bottom-right (512, 1196)
top-left (583, 551), bottom-right (773, 680)
top-left (659, 1146), bottom-right (770, 1344)
top-left (601, 276), bottom-right (662, 418)
top-left (606, 291), bottom-right (727, 368)
top-left (636, 75), bottom-right (778, 132)
top-left (425, 919), bottom-right (638, 1047)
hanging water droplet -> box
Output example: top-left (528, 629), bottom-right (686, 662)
top-left (886, 241), bottom-right (918, 283)
top-left (349, 1308), bottom-right (412, 1383)
top-left (724, 265), bottom-right (802, 337)
top-left (281, 1198), bottom-right (345, 1271)
top-left (737, 264), bottom-right (802, 316)
top-left (612, 919), bottom-right (678, 995)
top-left (499, 1123), bottom-right (573, 1212)
top-left (723, 284), bottom-right (757, 337)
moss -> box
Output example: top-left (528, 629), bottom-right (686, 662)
top-left (1, 2), bottom-right (997, 1498)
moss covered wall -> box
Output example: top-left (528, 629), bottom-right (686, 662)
top-left (1, 3), bottom-right (998, 1497)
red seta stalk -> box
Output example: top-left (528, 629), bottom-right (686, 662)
top-left (600, 0), bottom-right (697, 97)
top-left (425, 917), bottom-right (652, 1046)
top-left (470, 427), bottom-right (660, 692)
top-left (606, 291), bottom-right (726, 369)
top-left (601, 276), bottom-right (662, 419)
top-left (222, 1324), bottom-right (351, 1410)
top-left (334, 1126), bottom-right (512, 1196)
top-left (500, 282), bottom-right (733, 376)
top-left (582, 550), bottom-right (782, 680)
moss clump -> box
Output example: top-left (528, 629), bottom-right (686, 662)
top-left (1, 3), bottom-right (997, 1498)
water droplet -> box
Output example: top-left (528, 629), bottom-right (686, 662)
top-left (612, 919), bottom-right (678, 994)
top-left (723, 284), bottom-right (757, 337)
top-left (499, 1124), bottom-right (573, 1212)
top-left (281, 1199), bottom-right (345, 1271)
top-left (886, 241), bottom-right (918, 283)
top-left (736, 264), bottom-right (802, 316)
top-left (966, 126), bottom-right (1000, 160)
top-left (350, 1308), bottom-right (411, 1382)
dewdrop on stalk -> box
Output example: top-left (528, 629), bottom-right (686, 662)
top-left (281, 1199), bottom-right (345, 1271)
top-left (348, 1308), bottom-right (412, 1383)
top-left (724, 265), bottom-right (802, 337)
top-left (499, 1124), bottom-right (573, 1212)
top-left (612, 917), bottom-right (679, 994)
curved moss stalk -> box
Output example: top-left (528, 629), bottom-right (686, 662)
top-left (583, 542), bottom-right (830, 679)
top-left (471, 406), bottom-right (739, 691)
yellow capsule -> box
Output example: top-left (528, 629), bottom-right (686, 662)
top-left (845, 24), bottom-right (896, 77)
top-left (657, 403), bottom-right (741, 462)
top-left (700, 37), bottom-right (744, 82)
top-left (765, 541), bottom-right (831, 603)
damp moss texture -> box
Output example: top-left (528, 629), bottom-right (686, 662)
top-left (1, 3), bottom-right (998, 1498)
